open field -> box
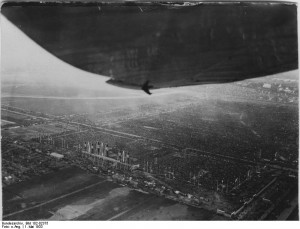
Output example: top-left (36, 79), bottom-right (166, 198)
top-left (2, 166), bottom-right (224, 221)
top-left (1, 109), bottom-right (30, 120)
top-left (2, 122), bottom-right (76, 140)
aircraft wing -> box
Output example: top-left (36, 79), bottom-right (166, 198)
top-left (1, 2), bottom-right (298, 92)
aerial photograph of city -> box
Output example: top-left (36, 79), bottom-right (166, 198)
top-left (1, 1), bottom-right (299, 222)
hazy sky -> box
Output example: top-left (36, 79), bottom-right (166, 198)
top-left (0, 15), bottom-right (149, 97)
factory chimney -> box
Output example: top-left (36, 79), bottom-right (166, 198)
top-left (96, 141), bottom-right (100, 155)
top-left (100, 142), bottom-right (104, 156)
top-left (87, 142), bottom-right (91, 153)
top-left (117, 151), bottom-right (121, 161)
top-left (105, 144), bottom-right (109, 157)
top-left (122, 151), bottom-right (126, 163)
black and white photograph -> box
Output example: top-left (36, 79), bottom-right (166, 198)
top-left (1, 0), bottom-right (299, 222)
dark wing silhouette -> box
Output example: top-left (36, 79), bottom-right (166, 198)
top-left (1, 2), bottom-right (298, 92)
